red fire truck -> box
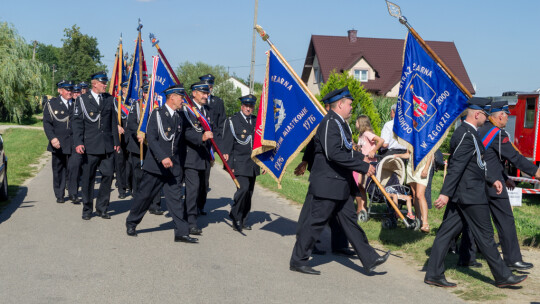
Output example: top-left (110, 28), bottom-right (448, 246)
top-left (492, 91), bottom-right (540, 169)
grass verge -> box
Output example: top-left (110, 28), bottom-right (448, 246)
top-left (0, 128), bottom-right (48, 211)
top-left (254, 151), bottom-right (540, 302)
top-left (0, 114), bottom-right (43, 127)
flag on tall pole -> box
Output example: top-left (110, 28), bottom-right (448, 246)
top-left (124, 24), bottom-right (147, 118)
top-left (251, 49), bottom-right (325, 187)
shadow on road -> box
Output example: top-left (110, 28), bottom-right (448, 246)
top-left (0, 186), bottom-right (29, 224)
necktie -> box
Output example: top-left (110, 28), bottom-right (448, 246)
top-left (98, 94), bottom-right (102, 106)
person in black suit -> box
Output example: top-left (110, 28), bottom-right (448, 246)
top-left (114, 81), bottom-right (130, 199)
top-left (79, 82), bottom-right (89, 95)
top-left (289, 87), bottom-right (388, 275)
top-left (125, 83), bottom-right (163, 215)
top-left (199, 74), bottom-right (226, 150)
top-left (424, 97), bottom-right (527, 288)
top-left (462, 100), bottom-right (539, 271)
top-left (43, 80), bottom-right (75, 203)
top-left (72, 72), bottom-right (120, 220)
top-left (125, 84), bottom-right (197, 243)
top-left (222, 94), bottom-right (261, 232)
top-left (183, 81), bottom-right (214, 233)
top-left (66, 84), bottom-right (83, 203)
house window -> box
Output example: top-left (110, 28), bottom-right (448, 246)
top-left (524, 97), bottom-right (536, 128)
top-left (354, 69), bottom-right (368, 82)
top-left (314, 68), bottom-right (320, 84)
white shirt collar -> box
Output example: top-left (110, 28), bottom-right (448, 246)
top-left (164, 103), bottom-right (176, 117)
top-left (60, 96), bottom-right (70, 108)
top-left (463, 120), bottom-right (477, 131)
top-left (90, 90), bottom-right (100, 105)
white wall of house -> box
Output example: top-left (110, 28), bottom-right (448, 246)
top-left (386, 82), bottom-right (400, 97)
top-left (348, 58), bottom-right (376, 82)
top-left (306, 56), bottom-right (321, 96)
top-left (227, 77), bottom-right (250, 96)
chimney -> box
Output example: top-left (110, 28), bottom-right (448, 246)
top-left (348, 29), bottom-right (357, 43)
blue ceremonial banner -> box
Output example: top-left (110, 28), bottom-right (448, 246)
top-left (138, 55), bottom-right (175, 133)
top-left (252, 50), bottom-right (325, 187)
top-left (125, 38), bottom-right (143, 108)
top-left (394, 32), bottom-right (468, 172)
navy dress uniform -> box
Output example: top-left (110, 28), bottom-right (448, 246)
top-left (424, 97), bottom-right (525, 288)
top-left (43, 80), bottom-right (74, 203)
top-left (199, 74), bottom-right (226, 149)
top-left (473, 100), bottom-right (536, 270)
top-left (125, 85), bottom-right (162, 214)
top-left (72, 72), bottom-right (120, 220)
top-left (66, 85), bottom-right (84, 203)
top-left (113, 81), bottom-right (131, 199)
top-left (125, 84), bottom-right (197, 243)
top-left (183, 82), bottom-right (214, 231)
top-left (222, 94), bottom-right (260, 232)
top-left (290, 87), bottom-right (388, 275)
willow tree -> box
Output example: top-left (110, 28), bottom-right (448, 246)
top-left (0, 22), bottom-right (47, 123)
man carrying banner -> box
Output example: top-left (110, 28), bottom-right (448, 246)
top-left (424, 97), bottom-right (527, 288)
top-left (183, 81), bottom-right (214, 227)
top-left (73, 72), bottom-right (120, 220)
top-left (126, 83), bottom-right (163, 215)
top-left (200, 74), bottom-right (226, 150)
top-left (222, 94), bottom-right (260, 232)
top-left (114, 81), bottom-right (131, 199)
top-left (460, 99), bottom-right (539, 271)
top-left (125, 84), bottom-right (197, 243)
top-left (289, 87), bottom-right (388, 275)
top-left (43, 80), bottom-right (75, 203)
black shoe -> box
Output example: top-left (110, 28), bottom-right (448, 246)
top-left (424, 277), bottom-right (457, 288)
top-left (366, 250), bottom-right (390, 273)
top-left (457, 261), bottom-right (483, 268)
top-left (495, 274), bottom-right (527, 288)
top-left (175, 235), bottom-right (198, 243)
top-left (312, 247), bottom-right (326, 255)
top-left (332, 248), bottom-right (356, 257)
top-left (289, 265), bottom-right (321, 275)
top-left (126, 227), bottom-right (137, 237)
top-left (149, 209), bottom-right (164, 215)
top-left (198, 208), bottom-right (207, 216)
top-left (507, 261), bottom-right (533, 271)
top-left (96, 212), bottom-right (111, 219)
top-left (69, 195), bottom-right (80, 204)
top-left (232, 220), bottom-right (242, 232)
top-left (242, 223), bottom-right (252, 230)
top-left (118, 192), bottom-right (126, 199)
top-left (82, 214), bottom-right (91, 220)
top-left (189, 227), bottom-right (202, 235)
top-left (56, 198), bottom-right (64, 203)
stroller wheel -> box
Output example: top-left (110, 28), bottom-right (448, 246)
top-left (381, 217), bottom-right (396, 229)
top-left (357, 210), bottom-right (369, 224)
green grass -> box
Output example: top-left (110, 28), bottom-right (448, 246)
top-left (0, 114), bottom-right (43, 127)
top-left (254, 151), bottom-right (540, 301)
top-left (0, 128), bottom-right (48, 211)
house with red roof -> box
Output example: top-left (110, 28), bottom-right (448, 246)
top-left (301, 30), bottom-right (475, 97)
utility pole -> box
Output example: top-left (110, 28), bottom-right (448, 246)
top-left (249, 0), bottom-right (258, 94)
top-left (51, 64), bottom-right (56, 95)
top-left (32, 40), bottom-right (37, 60)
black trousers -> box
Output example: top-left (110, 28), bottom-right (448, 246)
top-left (51, 151), bottom-right (69, 199)
top-left (425, 202), bottom-right (512, 282)
top-left (114, 146), bottom-right (131, 194)
top-left (184, 167), bottom-right (210, 226)
top-left (296, 192), bottom-right (349, 251)
top-left (67, 152), bottom-right (82, 197)
top-left (458, 196), bottom-right (523, 264)
top-left (126, 171), bottom-right (189, 236)
top-left (130, 153), bottom-right (161, 210)
top-left (230, 175), bottom-right (255, 222)
top-left (81, 152), bottom-right (114, 216)
top-left (290, 196), bottom-right (379, 268)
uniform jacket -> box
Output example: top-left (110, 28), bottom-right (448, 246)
top-left (222, 111), bottom-right (260, 177)
top-left (72, 92), bottom-right (120, 155)
top-left (208, 94), bottom-right (226, 149)
top-left (441, 122), bottom-right (497, 204)
top-left (143, 105), bottom-right (185, 178)
top-left (126, 100), bottom-right (146, 156)
top-left (309, 110), bottom-right (370, 201)
top-left (113, 99), bottom-right (129, 148)
top-left (43, 96), bottom-right (74, 154)
top-left (183, 102), bottom-right (213, 171)
top-left (479, 121), bottom-right (538, 198)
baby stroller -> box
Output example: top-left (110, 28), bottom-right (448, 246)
top-left (361, 155), bottom-right (421, 230)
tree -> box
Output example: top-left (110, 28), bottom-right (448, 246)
top-left (175, 61), bottom-right (242, 116)
top-left (35, 43), bottom-right (61, 95)
top-left (60, 25), bottom-right (106, 83)
top-left (319, 71), bottom-right (382, 139)
top-left (0, 22), bottom-right (47, 122)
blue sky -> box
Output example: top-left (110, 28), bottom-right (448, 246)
top-left (2, 0), bottom-right (539, 96)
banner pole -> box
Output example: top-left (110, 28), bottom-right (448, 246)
top-left (137, 20), bottom-right (144, 165)
top-left (117, 34), bottom-right (123, 144)
top-left (148, 33), bottom-right (240, 189)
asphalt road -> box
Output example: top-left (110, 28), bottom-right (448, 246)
top-left (0, 157), bottom-right (464, 304)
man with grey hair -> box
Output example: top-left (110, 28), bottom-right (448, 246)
top-left (380, 104), bottom-right (407, 157)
